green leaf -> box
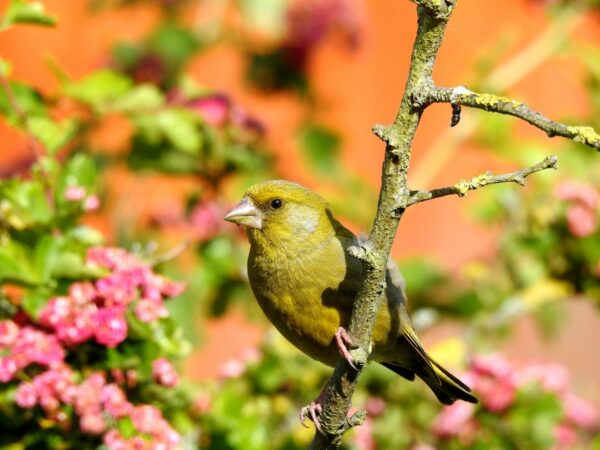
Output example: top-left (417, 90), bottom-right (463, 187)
top-left (111, 84), bottom-right (164, 112)
top-left (148, 25), bottom-right (199, 74)
top-left (0, 57), bottom-right (12, 77)
top-left (0, 82), bottom-right (45, 120)
top-left (0, 240), bottom-right (36, 284)
top-left (26, 116), bottom-right (78, 155)
top-left (21, 288), bottom-right (49, 319)
top-left (66, 69), bottom-right (132, 108)
top-left (4, 180), bottom-right (52, 225)
top-left (154, 109), bottom-right (202, 154)
top-left (58, 153), bottom-right (97, 196)
top-left (1, 0), bottom-right (56, 30)
top-left (33, 234), bottom-right (61, 283)
top-left (237, 0), bottom-right (287, 37)
top-left (297, 123), bottom-right (341, 174)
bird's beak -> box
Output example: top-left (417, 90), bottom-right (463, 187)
top-left (224, 197), bottom-right (262, 229)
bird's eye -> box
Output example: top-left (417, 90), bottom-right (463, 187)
top-left (270, 198), bottom-right (283, 209)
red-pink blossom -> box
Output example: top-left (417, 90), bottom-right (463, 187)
top-left (565, 394), bottom-right (600, 429)
top-left (84, 195), bottom-right (100, 211)
top-left (15, 382), bottom-right (37, 408)
top-left (0, 356), bottom-right (17, 382)
top-left (152, 358), bottom-right (179, 387)
top-left (190, 201), bottom-right (222, 241)
top-left (566, 204), bottom-right (597, 237)
top-left (553, 424), bottom-right (577, 450)
top-left (516, 362), bottom-right (571, 394)
top-left (187, 94), bottom-right (231, 126)
top-left (101, 383), bottom-right (133, 417)
top-left (433, 401), bottom-right (476, 438)
top-left (94, 307), bottom-right (128, 347)
top-left (364, 396), bottom-right (387, 417)
top-left (554, 181), bottom-right (599, 210)
top-left (80, 412), bottom-right (107, 435)
top-left (65, 185), bottom-right (86, 201)
top-left (0, 319), bottom-right (19, 346)
top-left (353, 417), bottom-right (375, 450)
top-left (135, 298), bottom-right (168, 322)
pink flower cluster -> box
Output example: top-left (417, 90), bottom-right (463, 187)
top-left (0, 320), bottom-right (65, 382)
top-left (64, 185), bottom-right (100, 211)
top-left (39, 247), bottom-right (184, 348)
top-left (14, 369), bottom-right (180, 449)
top-left (286, 0), bottom-right (362, 52)
top-left (433, 354), bottom-right (600, 446)
top-left (554, 180), bottom-right (599, 237)
top-left (0, 246), bottom-right (186, 448)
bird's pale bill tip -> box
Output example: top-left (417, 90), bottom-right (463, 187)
top-left (224, 197), bottom-right (262, 229)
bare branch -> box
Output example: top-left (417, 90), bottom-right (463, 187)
top-left (427, 86), bottom-right (600, 151)
top-left (405, 155), bottom-right (558, 207)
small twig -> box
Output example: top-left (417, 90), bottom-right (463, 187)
top-left (427, 86), bottom-right (600, 151)
top-left (150, 240), bottom-right (190, 266)
top-left (405, 155), bottom-right (558, 207)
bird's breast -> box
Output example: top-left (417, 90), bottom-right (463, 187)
top-left (248, 244), bottom-right (349, 366)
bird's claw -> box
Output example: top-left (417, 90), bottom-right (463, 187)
top-left (335, 327), bottom-right (359, 370)
top-left (300, 401), bottom-right (323, 431)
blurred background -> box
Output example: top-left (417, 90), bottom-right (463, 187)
top-left (1, 0), bottom-right (599, 448)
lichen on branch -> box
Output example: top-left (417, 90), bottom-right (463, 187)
top-left (427, 86), bottom-right (600, 151)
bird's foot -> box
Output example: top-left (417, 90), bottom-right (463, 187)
top-left (300, 400), bottom-right (323, 431)
top-left (335, 326), bottom-right (359, 370)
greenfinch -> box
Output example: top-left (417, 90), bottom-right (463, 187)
top-left (224, 180), bottom-right (477, 411)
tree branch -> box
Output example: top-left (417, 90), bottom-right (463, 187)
top-left (308, 3), bottom-right (457, 449)
top-left (426, 86), bottom-right (600, 151)
top-left (405, 154), bottom-right (558, 207)
top-left (306, 2), bottom-right (595, 449)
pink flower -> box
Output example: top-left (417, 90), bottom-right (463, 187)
top-left (516, 363), bottom-right (570, 394)
top-left (286, 0), bottom-right (361, 51)
top-left (152, 358), bottom-right (179, 387)
top-left (353, 417), bottom-right (375, 450)
top-left (135, 298), bottom-right (168, 323)
top-left (553, 424), bottom-right (577, 450)
top-left (101, 383), bottom-right (133, 417)
top-left (554, 181), bottom-right (599, 210)
top-left (15, 382), bottom-right (37, 408)
top-left (0, 320), bottom-right (19, 346)
top-left (40, 296), bottom-right (97, 345)
top-left (190, 201), bottom-right (222, 241)
top-left (565, 394), bottom-right (600, 429)
top-left (132, 405), bottom-right (163, 434)
top-left (364, 396), bottom-right (387, 417)
top-left (433, 401), bottom-right (476, 438)
top-left (193, 393), bottom-right (211, 414)
top-left (94, 307), bottom-right (128, 347)
top-left (83, 195), bottom-right (100, 211)
top-left (74, 373), bottom-right (105, 416)
top-left (13, 326), bottom-right (65, 367)
top-left (187, 94), bottom-right (231, 126)
top-left (0, 356), bottom-right (17, 382)
top-left (219, 358), bottom-right (246, 379)
top-left (65, 185), bottom-right (86, 201)
top-left (470, 354), bottom-right (512, 379)
top-left (80, 413), bottom-right (107, 434)
top-left (566, 204), bottom-right (597, 237)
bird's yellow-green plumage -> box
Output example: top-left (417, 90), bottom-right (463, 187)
top-left (225, 180), bottom-right (477, 405)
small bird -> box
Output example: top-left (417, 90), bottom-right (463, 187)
top-left (224, 180), bottom-right (477, 424)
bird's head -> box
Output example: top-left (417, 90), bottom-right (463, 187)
top-left (224, 180), bottom-right (333, 248)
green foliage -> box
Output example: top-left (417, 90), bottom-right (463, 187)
top-left (0, 0), bottom-right (56, 31)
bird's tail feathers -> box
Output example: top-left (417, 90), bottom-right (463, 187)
top-left (421, 358), bottom-right (478, 405)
